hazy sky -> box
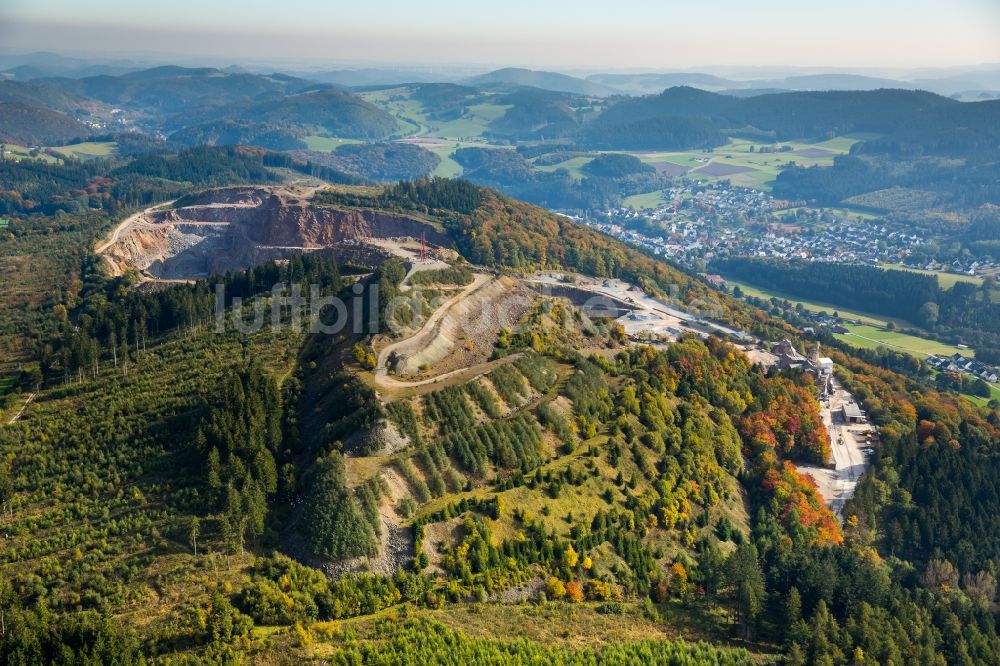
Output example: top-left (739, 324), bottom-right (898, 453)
top-left (2, 0), bottom-right (999, 70)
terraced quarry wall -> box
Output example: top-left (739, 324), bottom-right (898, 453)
top-left (101, 186), bottom-right (451, 280)
top-left (394, 276), bottom-right (534, 377)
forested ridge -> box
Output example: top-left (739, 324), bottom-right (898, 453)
top-left (0, 144), bottom-right (364, 217)
top-left (714, 257), bottom-right (1000, 355)
top-left (0, 161), bottom-right (999, 664)
top-left (316, 178), bottom-right (759, 329)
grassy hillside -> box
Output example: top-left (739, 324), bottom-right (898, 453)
top-left (0, 80), bottom-right (105, 115)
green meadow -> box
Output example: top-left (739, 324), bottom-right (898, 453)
top-left (533, 155), bottom-right (594, 180)
top-left (413, 102), bottom-right (511, 140)
top-left (361, 87), bottom-right (512, 140)
top-left (301, 135), bottom-right (363, 151)
top-left (727, 279), bottom-right (990, 404)
top-left (48, 141), bottom-right (117, 160)
top-left (424, 143), bottom-right (465, 177)
top-left (623, 189), bottom-right (672, 209)
top-left (833, 324), bottom-right (971, 358)
top-left (726, 279), bottom-right (903, 327)
top-left (882, 263), bottom-right (985, 289)
top-left (1, 143), bottom-right (60, 163)
top-left (628, 137), bottom-right (858, 190)
top-left (730, 278), bottom-right (971, 358)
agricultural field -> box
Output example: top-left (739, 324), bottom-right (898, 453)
top-left (428, 147), bottom-right (464, 177)
top-left (725, 278), bottom-right (904, 328)
top-left (301, 135), bottom-right (363, 151)
top-left (439, 102), bottom-right (510, 138)
top-left (404, 140), bottom-right (468, 177)
top-left (882, 263), bottom-right (985, 289)
top-left (766, 204), bottom-right (878, 222)
top-left (533, 155), bottom-right (594, 179)
top-left (3, 141), bottom-right (117, 162)
top-left (623, 189), bottom-right (672, 209)
top-left (360, 87), bottom-right (511, 141)
top-left (728, 278), bottom-right (972, 358)
top-left (0, 143), bottom-right (60, 163)
top-left (398, 138), bottom-right (512, 178)
top-left (728, 276), bottom-right (979, 356)
top-left (729, 277), bottom-right (993, 404)
top-left (833, 323), bottom-right (971, 358)
top-left (47, 140), bottom-right (117, 160)
top-left (627, 137), bottom-right (858, 190)
top-left (810, 135), bottom-right (873, 151)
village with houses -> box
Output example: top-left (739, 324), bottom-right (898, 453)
top-left (582, 181), bottom-right (999, 278)
top-left (927, 353), bottom-right (999, 383)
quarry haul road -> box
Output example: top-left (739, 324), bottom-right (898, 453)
top-left (374, 272), bottom-right (494, 390)
top-left (95, 200), bottom-right (175, 255)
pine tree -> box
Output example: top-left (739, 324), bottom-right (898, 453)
top-left (727, 542), bottom-right (765, 639)
top-left (304, 454), bottom-right (377, 560)
top-left (0, 462), bottom-right (12, 522)
top-left (189, 516), bottom-right (200, 556)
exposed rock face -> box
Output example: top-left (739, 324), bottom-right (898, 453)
top-left (396, 276), bottom-right (533, 376)
top-left (102, 186), bottom-right (451, 280)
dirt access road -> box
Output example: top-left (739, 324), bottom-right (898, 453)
top-left (374, 272), bottom-right (493, 390)
top-left (6, 392), bottom-right (34, 425)
top-left (95, 201), bottom-right (175, 255)
top-left (525, 272), bottom-right (751, 342)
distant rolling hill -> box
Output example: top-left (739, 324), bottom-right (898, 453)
top-left (760, 73), bottom-right (911, 91)
top-left (39, 66), bottom-right (316, 117)
top-left (0, 101), bottom-right (93, 145)
top-left (304, 68), bottom-right (455, 87)
top-left (27, 66), bottom-right (399, 140)
top-left (171, 87), bottom-right (398, 140)
top-left (467, 68), bottom-right (617, 96)
top-left (580, 86), bottom-right (962, 148)
top-left (0, 80), bottom-right (106, 115)
top-left (168, 120), bottom-right (307, 151)
top-left (585, 72), bottom-right (918, 95)
top-left (0, 51), bottom-right (144, 80)
top-left (586, 72), bottom-right (741, 95)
